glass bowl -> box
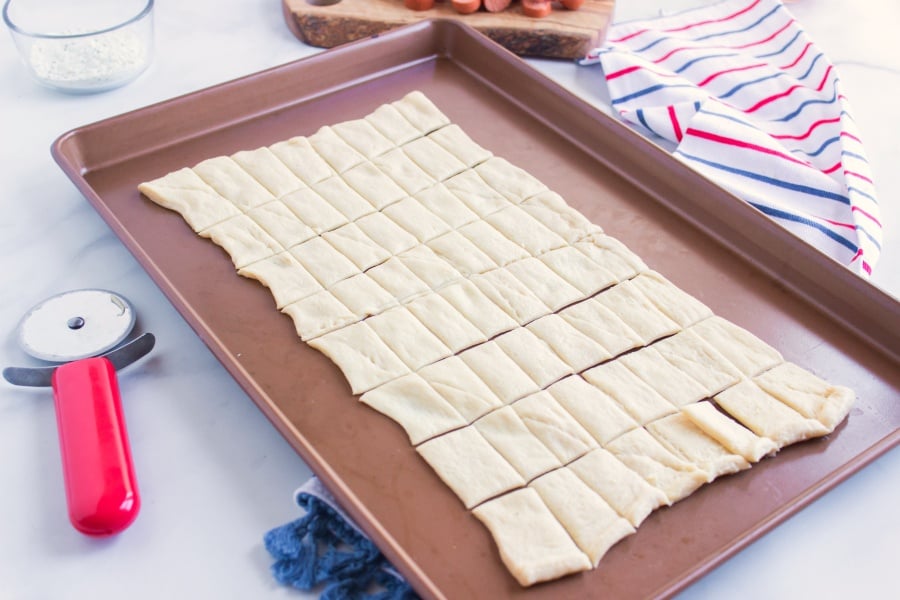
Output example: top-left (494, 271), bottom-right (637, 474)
top-left (3, 0), bottom-right (154, 93)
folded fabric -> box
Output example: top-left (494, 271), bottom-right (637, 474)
top-left (580, 0), bottom-right (881, 276)
top-left (264, 477), bottom-right (417, 599)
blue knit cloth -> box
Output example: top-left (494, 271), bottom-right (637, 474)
top-left (264, 478), bottom-right (418, 600)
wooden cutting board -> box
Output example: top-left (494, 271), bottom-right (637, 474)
top-left (281, 0), bottom-right (615, 59)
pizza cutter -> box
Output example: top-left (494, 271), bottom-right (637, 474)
top-left (3, 289), bottom-right (155, 536)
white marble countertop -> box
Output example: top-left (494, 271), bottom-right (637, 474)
top-left (1, 0), bottom-right (897, 598)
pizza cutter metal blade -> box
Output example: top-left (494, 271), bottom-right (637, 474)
top-left (3, 289), bottom-right (154, 536)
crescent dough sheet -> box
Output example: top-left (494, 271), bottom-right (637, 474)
top-left (359, 373), bottom-right (466, 444)
top-left (753, 362), bottom-right (856, 431)
top-left (646, 413), bottom-right (750, 480)
top-left (531, 467), bottom-right (636, 567)
top-left (438, 279), bottom-right (518, 339)
top-left (547, 376), bottom-right (638, 446)
top-left (231, 146), bottom-right (307, 198)
top-left (512, 392), bottom-right (598, 464)
top-left (137, 167), bottom-right (241, 232)
top-left (474, 406), bottom-right (563, 481)
top-left (237, 251), bottom-right (322, 309)
top-left (192, 156), bottom-right (275, 211)
top-left (138, 91), bottom-right (857, 588)
top-left (494, 327), bottom-right (573, 389)
top-left (713, 379), bottom-right (829, 448)
top-left (605, 427), bottom-right (709, 504)
top-left (472, 488), bottom-right (592, 587)
top-left (418, 356), bottom-right (502, 423)
top-left (414, 183), bottom-right (481, 229)
top-left (417, 426), bottom-right (525, 509)
top-left (680, 401), bottom-right (778, 462)
top-left (526, 314), bottom-right (612, 373)
top-left (569, 448), bottom-right (668, 527)
top-left (307, 320), bottom-right (410, 394)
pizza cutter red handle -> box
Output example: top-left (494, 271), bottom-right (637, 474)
top-left (51, 357), bottom-right (140, 536)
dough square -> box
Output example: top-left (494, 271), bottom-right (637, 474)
top-left (605, 427), bottom-right (709, 504)
top-left (474, 406), bottom-right (563, 481)
top-left (444, 169), bottom-right (511, 218)
top-left (652, 329), bottom-right (743, 397)
top-left (714, 379), bottom-right (830, 448)
top-left (366, 306), bottom-right (452, 371)
top-left (238, 251), bottom-right (322, 309)
top-left (647, 413), bottom-right (750, 480)
top-left (485, 205), bottom-right (567, 255)
top-left (630, 271), bottom-right (713, 328)
top-left (366, 257), bottom-right (431, 303)
top-left (569, 448), bottom-right (669, 527)
top-left (289, 237), bottom-right (361, 288)
top-left (322, 222), bottom-right (391, 271)
top-left (539, 246), bottom-right (618, 297)
top-left (342, 162), bottom-right (408, 210)
top-left (331, 118), bottom-right (395, 159)
top-left (329, 273), bottom-right (397, 320)
top-left (406, 293), bottom-right (486, 353)
top-left (593, 280), bottom-right (681, 345)
top-left (355, 212), bottom-right (419, 256)
top-left (192, 156), bottom-right (275, 211)
top-left (414, 183), bottom-right (481, 229)
top-left (547, 375), bottom-right (638, 446)
top-left (531, 467), bottom-right (636, 567)
top-left (402, 136), bottom-right (467, 181)
top-left (427, 230), bottom-right (498, 276)
top-left (691, 316), bottom-right (784, 377)
top-left (391, 90), bottom-right (451, 134)
top-left (203, 214), bottom-right (283, 269)
top-left (269, 135), bottom-right (337, 185)
top-left (373, 147), bottom-right (436, 195)
top-left (527, 314), bottom-right (612, 373)
top-left (280, 187), bottom-right (349, 234)
top-left (281, 289), bottom-right (359, 342)
top-left (573, 234), bottom-right (647, 282)
top-left (583, 360), bottom-right (678, 425)
top-left (365, 103), bottom-right (421, 146)
top-left (457, 220), bottom-right (531, 266)
top-left (138, 167), bottom-right (241, 232)
top-left (307, 125), bottom-right (366, 173)
top-left (512, 391), bottom-right (598, 463)
top-left (308, 320), bottom-right (410, 394)
top-left (416, 426), bottom-right (525, 509)
top-left (246, 200), bottom-right (316, 249)
top-left (383, 197), bottom-right (452, 243)
top-left (475, 157), bottom-right (548, 202)
top-left (231, 146), bottom-right (306, 198)
top-left (438, 279), bottom-right (518, 339)
top-left (427, 123), bottom-right (492, 167)
top-left (460, 340), bottom-right (539, 405)
top-left (558, 299), bottom-right (643, 358)
top-left (494, 328), bottom-right (573, 389)
top-left (472, 488), bottom-right (591, 588)
top-left (680, 401), bottom-right (778, 462)
top-left (619, 346), bottom-right (708, 407)
top-left (359, 373), bottom-right (466, 444)
top-left (753, 362), bottom-right (855, 430)
top-left (418, 356), bottom-right (503, 423)
top-left (520, 191), bottom-right (599, 243)
top-left (313, 176), bottom-right (377, 221)
top-left (398, 245), bottom-right (463, 290)
top-left (505, 257), bottom-right (585, 312)
top-left (473, 269), bottom-right (551, 325)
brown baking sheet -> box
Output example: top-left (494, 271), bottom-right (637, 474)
top-left (52, 21), bottom-right (900, 599)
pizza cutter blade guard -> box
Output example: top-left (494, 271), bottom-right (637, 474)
top-left (3, 289), bottom-right (155, 536)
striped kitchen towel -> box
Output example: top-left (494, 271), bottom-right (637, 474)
top-left (581, 0), bottom-right (881, 276)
